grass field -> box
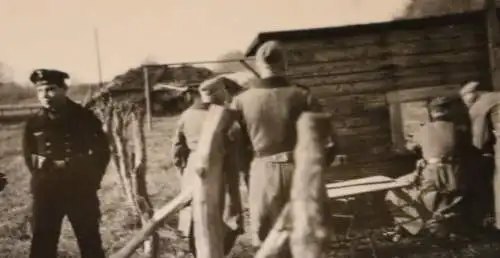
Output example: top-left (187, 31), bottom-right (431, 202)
top-left (3, 113), bottom-right (500, 257)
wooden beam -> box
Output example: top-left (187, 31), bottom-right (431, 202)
top-left (141, 57), bottom-right (256, 69)
top-left (254, 204), bottom-right (291, 258)
top-left (290, 112), bottom-right (330, 258)
top-left (143, 66), bottom-right (152, 130)
top-left (238, 60), bottom-right (260, 78)
top-left (110, 191), bottom-right (192, 258)
top-left (485, 0), bottom-right (500, 90)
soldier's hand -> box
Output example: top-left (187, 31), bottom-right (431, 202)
top-left (0, 173), bottom-right (7, 192)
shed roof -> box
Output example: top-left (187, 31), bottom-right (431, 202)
top-left (244, 9), bottom-right (490, 57)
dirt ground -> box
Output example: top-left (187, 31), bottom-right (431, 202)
top-left (2, 115), bottom-right (500, 258)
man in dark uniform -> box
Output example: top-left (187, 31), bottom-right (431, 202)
top-left (22, 69), bottom-right (110, 258)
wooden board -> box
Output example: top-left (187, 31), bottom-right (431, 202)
top-left (326, 175), bottom-right (411, 199)
top-left (288, 38), bottom-right (483, 64)
top-left (334, 124), bottom-right (389, 137)
top-left (295, 66), bottom-right (483, 88)
top-left (301, 69), bottom-right (482, 96)
top-left (285, 22), bottom-right (483, 50)
top-left (289, 48), bottom-right (485, 68)
top-left (386, 84), bottom-right (462, 103)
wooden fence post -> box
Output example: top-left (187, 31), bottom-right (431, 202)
top-left (143, 66), bottom-right (152, 130)
top-left (254, 112), bottom-right (331, 258)
top-left (290, 112), bottom-right (331, 258)
top-left (191, 105), bottom-right (235, 258)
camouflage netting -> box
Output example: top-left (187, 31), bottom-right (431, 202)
top-left (83, 64), bottom-right (215, 112)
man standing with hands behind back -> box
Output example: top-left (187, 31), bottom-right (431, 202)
top-left (22, 69), bottom-right (110, 258)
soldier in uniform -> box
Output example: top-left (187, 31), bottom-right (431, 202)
top-left (172, 85), bottom-right (199, 177)
top-left (384, 96), bottom-right (471, 240)
top-left (229, 40), bottom-right (334, 257)
top-left (22, 69), bottom-right (110, 258)
top-left (460, 81), bottom-right (500, 233)
top-left (172, 76), bottom-right (244, 257)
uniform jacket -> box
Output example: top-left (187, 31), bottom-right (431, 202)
top-left (407, 118), bottom-right (477, 189)
top-left (22, 99), bottom-right (110, 194)
top-left (230, 76), bottom-right (328, 158)
top-left (172, 102), bottom-right (210, 171)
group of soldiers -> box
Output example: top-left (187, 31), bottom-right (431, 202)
top-left (13, 40), bottom-right (333, 258)
top-left (172, 40), bottom-right (336, 257)
top-left (384, 80), bottom-right (500, 242)
top-left (11, 37), bottom-right (500, 258)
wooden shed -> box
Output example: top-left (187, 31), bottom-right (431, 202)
top-left (244, 8), bottom-right (500, 181)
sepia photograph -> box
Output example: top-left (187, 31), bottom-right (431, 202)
top-left (2, 0), bottom-right (500, 257)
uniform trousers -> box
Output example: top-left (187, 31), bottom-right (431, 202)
top-left (248, 156), bottom-right (294, 258)
top-left (29, 173), bottom-right (105, 258)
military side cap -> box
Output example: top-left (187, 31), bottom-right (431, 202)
top-left (256, 40), bottom-right (286, 65)
top-left (29, 69), bottom-right (70, 87)
top-left (459, 81), bottom-right (479, 96)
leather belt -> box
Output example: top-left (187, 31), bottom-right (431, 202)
top-left (254, 150), bottom-right (293, 163)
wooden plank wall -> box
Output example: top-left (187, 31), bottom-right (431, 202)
top-left (283, 15), bottom-right (489, 180)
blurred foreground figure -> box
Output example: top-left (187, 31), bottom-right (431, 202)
top-left (385, 96), bottom-right (471, 240)
top-left (22, 69), bottom-right (110, 258)
top-left (460, 81), bottom-right (500, 233)
top-left (229, 40), bottom-right (332, 257)
top-left (172, 77), bottom-right (244, 256)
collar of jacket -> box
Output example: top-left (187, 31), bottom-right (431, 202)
top-left (252, 76), bottom-right (291, 89)
top-left (41, 98), bottom-right (79, 119)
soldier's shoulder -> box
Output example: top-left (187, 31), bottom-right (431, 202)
top-left (72, 102), bottom-right (102, 124)
top-left (231, 89), bottom-right (252, 104)
top-left (73, 101), bottom-right (96, 115)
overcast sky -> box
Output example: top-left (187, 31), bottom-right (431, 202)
top-left (0, 0), bottom-right (409, 84)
